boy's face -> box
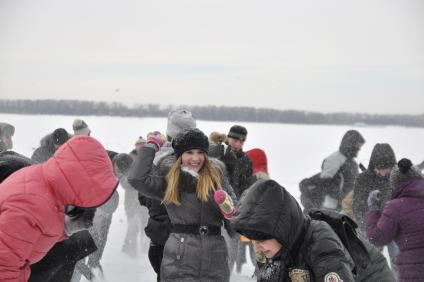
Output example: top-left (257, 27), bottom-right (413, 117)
top-left (374, 167), bottom-right (392, 177)
top-left (1, 134), bottom-right (13, 150)
top-left (252, 238), bottom-right (282, 259)
top-left (227, 137), bottom-right (244, 152)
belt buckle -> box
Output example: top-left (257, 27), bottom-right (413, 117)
top-left (199, 225), bottom-right (208, 235)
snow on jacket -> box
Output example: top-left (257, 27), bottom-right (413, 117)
top-left (366, 179), bottom-right (424, 281)
top-left (320, 151), bottom-right (359, 210)
top-left (231, 179), bottom-right (355, 282)
top-left (353, 143), bottom-right (396, 232)
top-left (320, 130), bottom-right (364, 211)
top-left (0, 136), bottom-right (117, 281)
top-left (220, 147), bottom-right (253, 199)
top-left (353, 170), bottom-right (391, 232)
top-left (128, 146), bottom-right (236, 282)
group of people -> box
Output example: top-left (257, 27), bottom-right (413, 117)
top-left (0, 110), bottom-right (424, 282)
top-left (298, 129), bottom-right (424, 282)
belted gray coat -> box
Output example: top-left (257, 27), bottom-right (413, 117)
top-left (128, 146), bottom-right (236, 282)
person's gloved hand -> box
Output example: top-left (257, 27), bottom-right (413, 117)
top-left (214, 190), bottom-right (235, 219)
top-left (367, 190), bottom-right (383, 211)
top-left (146, 131), bottom-right (165, 152)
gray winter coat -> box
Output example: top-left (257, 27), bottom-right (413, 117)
top-left (128, 146), bottom-right (235, 282)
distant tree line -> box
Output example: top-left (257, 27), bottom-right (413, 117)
top-left (0, 99), bottom-right (423, 127)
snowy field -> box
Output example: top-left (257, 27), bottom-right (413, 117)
top-left (2, 113), bottom-right (424, 282)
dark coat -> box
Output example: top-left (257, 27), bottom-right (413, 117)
top-left (128, 146), bottom-right (236, 282)
top-left (29, 230), bottom-right (97, 282)
top-left (353, 143), bottom-right (396, 231)
top-left (220, 147), bottom-right (253, 199)
top-left (231, 179), bottom-right (355, 282)
top-left (139, 195), bottom-right (171, 246)
top-left (320, 130), bottom-right (365, 209)
top-left (30, 130), bottom-right (73, 163)
top-left (320, 153), bottom-right (359, 210)
top-left (367, 179), bottom-right (424, 281)
top-left (353, 172), bottom-right (391, 232)
top-left (31, 133), bottom-right (58, 163)
top-left (356, 237), bottom-right (395, 282)
top-left (308, 209), bottom-right (394, 282)
top-left (0, 151), bottom-right (34, 183)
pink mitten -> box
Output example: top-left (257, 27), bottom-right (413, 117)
top-left (214, 190), bottom-right (236, 219)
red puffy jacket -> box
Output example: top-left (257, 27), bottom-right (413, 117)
top-left (0, 136), bottom-right (117, 281)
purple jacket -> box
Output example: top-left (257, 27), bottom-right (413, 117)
top-left (366, 179), bottom-right (424, 281)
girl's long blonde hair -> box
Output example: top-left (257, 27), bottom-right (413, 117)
top-left (163, 155), bottom-right (221, 205)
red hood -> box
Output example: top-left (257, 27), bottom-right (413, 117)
top-left (246, 148), bottom-right (268, 174)
top-left (42, 135), bottom-right (118, 208)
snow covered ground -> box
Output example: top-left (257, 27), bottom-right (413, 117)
top-left (2, 113), bottom-right (424, 282)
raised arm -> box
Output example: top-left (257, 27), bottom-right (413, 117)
top-left (366, 208), bottom-right (398, 246)
top-left (127, 146), bottom-right (167, 201)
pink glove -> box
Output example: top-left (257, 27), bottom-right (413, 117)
top-left (214, 190), bottom-right (236, 219)
top-left (147, 131), bottom-right (165, 151)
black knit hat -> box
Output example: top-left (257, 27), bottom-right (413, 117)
top-left (227, 125), bottom-right (248, 141)
top-left (390, 158), bottom-right (423, 188)
top-left (238, 230), bottom-right (274, 241)
top-left (172, 128), bottom-right (209, 158)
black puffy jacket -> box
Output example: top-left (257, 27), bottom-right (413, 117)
top-left (232, 179), bottom-right (355, 281)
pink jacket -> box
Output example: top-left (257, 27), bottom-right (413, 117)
top-left (0, 136), bottom-right (117, 281)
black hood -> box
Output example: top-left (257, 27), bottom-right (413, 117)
top-left (368, 143), bottom-right (396, 171)
top-left (339, 130), bottom-right (365, 159)
top-left (231, 179), bottom-right (305, 248)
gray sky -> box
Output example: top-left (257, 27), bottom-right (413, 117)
top-left (0, 0), bottom-right (423, 114)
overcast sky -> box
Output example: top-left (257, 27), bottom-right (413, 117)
top-left (0, 0), bottom-right (423, 114)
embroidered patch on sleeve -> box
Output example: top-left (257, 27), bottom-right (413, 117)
top-left (289, 268), bottom-right (311, 282)
top-left (324, 272), bottom-right (343, 282)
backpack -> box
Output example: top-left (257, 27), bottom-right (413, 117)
top-left (299, 173), bottom-right (343, 213)
top-left (308, 208), bottom-right (371, 273)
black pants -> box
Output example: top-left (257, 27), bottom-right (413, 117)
top-left (148, 244), bottom-right (164, 282)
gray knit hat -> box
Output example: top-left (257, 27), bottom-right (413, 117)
top-left (166, 110), bottom-right (196, 140)
top-left (390, 158), bottom-right (423, 188)
top-left (73, 119), bottom-right (91, 136)
top-left (0, 122), bottom-right (15, 137)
